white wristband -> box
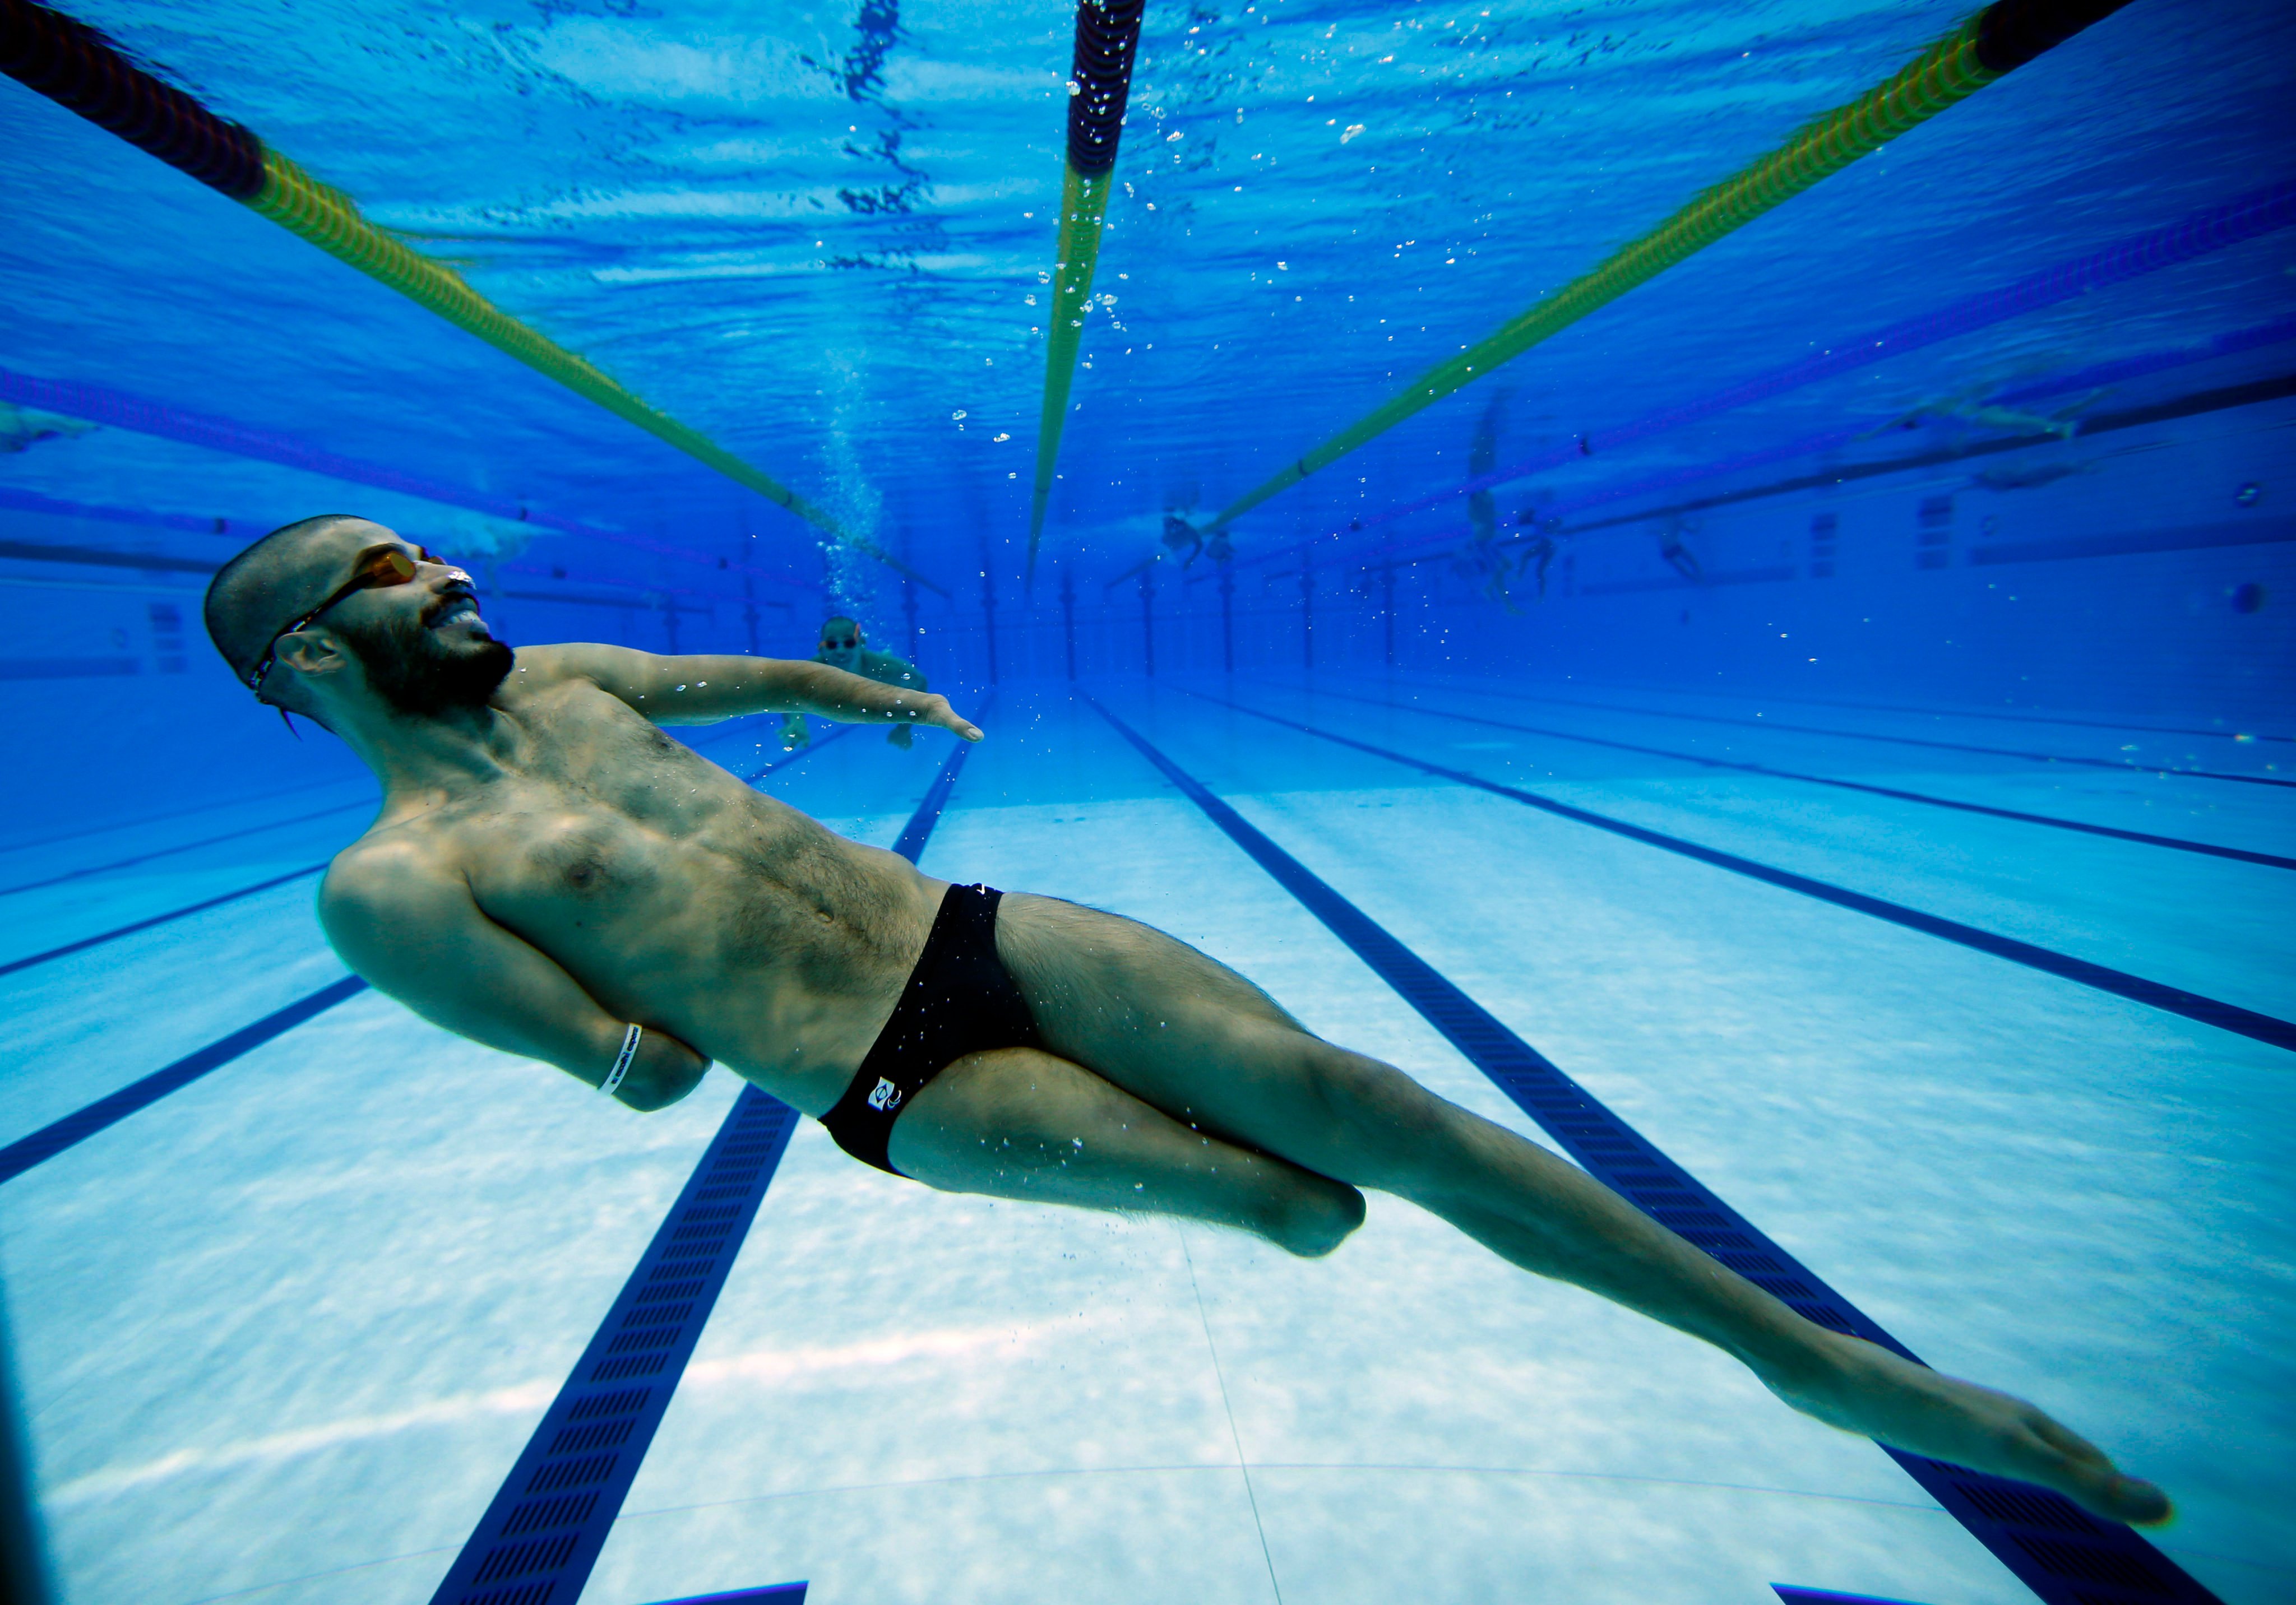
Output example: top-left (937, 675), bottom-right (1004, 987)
top-left (600, 1023), bottom-right (642, 1097)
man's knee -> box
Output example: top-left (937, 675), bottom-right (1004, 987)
top-left (1265, 1171), bottom-right (1367, 1258)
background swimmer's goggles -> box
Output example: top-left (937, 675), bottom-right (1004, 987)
top-left (246, 544), bottom-right (441, 698)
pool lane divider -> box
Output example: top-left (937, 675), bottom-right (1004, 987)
top-left (1406, 679), bottom-right (2296, 792)
top-left (427, 723), bottom-right (984, 1605)
top-left (1087, 695), bottom-right (2215, 1605)
top-left (1025, 0), bottom-right (1147, 587)
top-left (0, 975), bottom-right (367, 1185)
top-left (1206, 0), bottom-right (2136, 531)
top-left (0, 1), bottom-right (945, 595)
top-left (1286, 682), bottom-right (2296, 871)
top-left (1188, 690), bottom-right (2296, 1055)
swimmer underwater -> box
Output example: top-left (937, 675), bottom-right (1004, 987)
top-left (203, 514), bottom-right (2172, 1528)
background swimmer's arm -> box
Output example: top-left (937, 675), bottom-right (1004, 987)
top-left (520, 641), bottom-right (980, 741)
top-left (319, 845), bottom-right (710, 1112)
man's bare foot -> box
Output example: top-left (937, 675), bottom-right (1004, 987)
top-left (1761, 1332), bottom-right (2172, 1527)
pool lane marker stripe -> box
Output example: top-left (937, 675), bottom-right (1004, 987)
top-left (427, 725), bottom-right (983, 1605)
top-left (0, 719), bottom-right (832, 979)
top-left (1401, 679), bottom-right (2296, 792)
top-left (0, 975), bottom-right (368, 1184)
top-left (1088, 696), bottom-right (2217, 1605)
top-left (1191, 690), bottom-right (2296, 1056)
top-left (0, 864), bottom-right (328, 978)
top-left (1284, 682), bottom-right (2296, 872)
top-left (0, 797), bottom-right (372, 899)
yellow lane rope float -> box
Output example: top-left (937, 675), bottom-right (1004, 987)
top-left (1206, 0), bottom-right (2136, 535)
top-left (1, 0), bottom-right (945, 593)
top-left (1025, 0), bottom-right (1146, 590)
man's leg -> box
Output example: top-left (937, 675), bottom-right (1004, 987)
top-left (990, 893), bottom-right (2170, 1525)
top-left (887, 1045), bottom-right (1365, 1257)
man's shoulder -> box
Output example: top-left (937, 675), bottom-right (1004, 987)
top-left (321, 825), bottom-right (465, 926)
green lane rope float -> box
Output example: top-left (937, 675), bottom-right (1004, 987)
top-left (1206, 0), bottom-right (2136, 534)
top-left (1025, 0), bottom-right (1146, 591)
top-left (0, 0), bottom-right (945, 596)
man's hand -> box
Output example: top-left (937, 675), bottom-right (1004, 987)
top-left (780, 713), bottom-right (812, 752)
top-left (612, 1029), bottom-right (711, 1112)
top-left (888, 689), bottom-right (983, 742)
top-left (887, 724), bottom-right (915, 750)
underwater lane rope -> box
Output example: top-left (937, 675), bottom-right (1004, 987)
top-left (1025, 0), bottom-right (1146, 590)
top-left (1205, 0), bottom-right (2136, 534)
top-left (0, 0), bottom-right (946, 596)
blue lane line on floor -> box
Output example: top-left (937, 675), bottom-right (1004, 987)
top-left (0, 975), bottom-right (368, 1184)
top-left (0, 864), bottom-right (327, 979)
top-left (0, 719), bottom-right (844, 980)
top-left (1285, 683), bottom-right (2296, 872)
top-left (0, 773), bottom-right (363, 861)
top-left (644, 1585), bottom-right (808, 1605)
top-left (427, 721), bottom-right (983, 1605)
top-left (0, 797), bottom-right (372, 899)
top-left (1774, 1589), bottom-right (1938, 1605)
top-left (741, 722), bottom-right (858, 783)
top-left (1090, 696), bottom-right (2219, 1605)
top-left (1401, 678), bottom-right (2296, 791)
top-left (1196, 690), bottom-right (2296, 1056)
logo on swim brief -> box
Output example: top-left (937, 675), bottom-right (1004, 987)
top-left (866, 1076), bottom-right (904, 1113)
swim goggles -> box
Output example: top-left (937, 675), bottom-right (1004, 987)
top-left (246, 543), bottom-right (442, 698)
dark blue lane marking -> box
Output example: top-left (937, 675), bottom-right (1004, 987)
top-left (1279, 684), bottom-right (2296, 872)
top-left (1090, 697), bottom-right (2219, 1605)
top-left (0, 774), bottom-right (363, 860)
top-left (642, 1587), bottom-right (807, 1604)
top-left (0, 720), bottom-right (846, 980)
top-left (1774, 1589), bottom-right (1937, 1605)
top-left (1195, 692), bottom-right (2296, 1056)
top-left (424, 1088), bottom-right (803, 1605)
top-left (1417, 680), bottom-right (2296, 791)
top-left (428, 726), bottom-right (983, 1605)
top-left (740, 722), bottom-right (858, 783)
top-left (0, 864), bottom-right (327, 979)
top-left (0, 976), bottom-right (368, 1184)
top-left (0, 798), bottom-right (372, 899)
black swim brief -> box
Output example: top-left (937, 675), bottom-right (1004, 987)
top-left (820, 883), bottom-right (1041, 1176)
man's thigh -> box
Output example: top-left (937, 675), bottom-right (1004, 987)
top-left (994, 893), bottom-right (1451, 1185)
top-left (887, 1046), bottom-right (1362, 1254)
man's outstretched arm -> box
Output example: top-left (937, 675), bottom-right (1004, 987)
top-left (520, 642), bottom-right (980, 740)
top-left (319, 843), bottom-right (710, 1111)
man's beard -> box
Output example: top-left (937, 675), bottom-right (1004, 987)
top-left (340, 606), bottom-right (513, 718)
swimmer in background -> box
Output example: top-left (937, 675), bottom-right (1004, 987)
top-left (780, 615), bottom-right (928, 752)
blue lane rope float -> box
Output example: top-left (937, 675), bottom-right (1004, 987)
top-left (1189, 689), bottom-right (2296, 1055)
top-left (427, 725), bottom-right (983, 1605)
top-left (1280, 684), bottom-right (2296, 871)
top-left (1025, 0), bottom-right (1147, 588)
top-left (0, 0), bottom-right (947, 595)
top-left (1203, 0), bottom-right (2142, 536)
top-left (0, 976), bottom-right (368, 1185)
top-left (1087, 695), bottom-right (2220, 1605)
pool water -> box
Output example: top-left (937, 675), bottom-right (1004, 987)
top-left (1, 1), bottom-right (2291, 1602)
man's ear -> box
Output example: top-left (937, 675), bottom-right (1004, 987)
top-left (275, 629), bottom-right (353, 684)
